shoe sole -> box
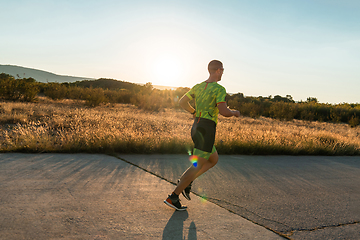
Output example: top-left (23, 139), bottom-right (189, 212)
top-left (164, 199), bottom-right (187, 211)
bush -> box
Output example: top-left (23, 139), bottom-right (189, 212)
top-left (135, 91), bottom-right (163, 111)
top-left (44, 83), bottom-right (68, 100)
top-left (104, 89), bottom-right (132, 104)
top-left (349, 116), bottom-right (360, 128)
top-left (0, 73), bottom-right (39, 102)
top-left (269, 102), bottom-right (298, 121)
top-left (66, 86), bottom-right (87, 100)
top-left (84, 88), bottom-right (107, 107)
top-left (18, 78), bottom-right (39, 102)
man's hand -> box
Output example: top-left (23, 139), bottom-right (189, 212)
top-left (191, 111), bottom-right (196, 119)
top-left (218, 102), bottom-right (240, 118)
top-left (232, 110), bottom-right (240, 117)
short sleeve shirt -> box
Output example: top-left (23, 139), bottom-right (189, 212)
top-left (185, 81), bottom-right (227, 124)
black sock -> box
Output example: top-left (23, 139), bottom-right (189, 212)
top-left (170, 192), bottom-right (179, 198)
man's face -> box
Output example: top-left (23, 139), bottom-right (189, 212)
top-left (216, 67), bottom-right (224, 81)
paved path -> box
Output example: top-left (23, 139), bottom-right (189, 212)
top-left (0, 153), bottom-right (283, 240)
top-left (117, 154), bottom-right (360, 240)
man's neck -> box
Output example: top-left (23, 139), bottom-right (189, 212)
top-left (205, 76), bottom-right (219, 83)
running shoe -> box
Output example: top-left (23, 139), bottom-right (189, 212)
top-left (178, 179), bottom-right (192, 201)
top-left (164, 195), bottom-right (187, 211)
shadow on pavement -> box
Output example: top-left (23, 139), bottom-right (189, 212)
top-left (188, 221), bottom-right (197, 240)
top-left (162, 211), bottom-right (197, 240)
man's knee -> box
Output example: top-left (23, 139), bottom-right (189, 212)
top-left (209, 151), bottom-right (219, 166)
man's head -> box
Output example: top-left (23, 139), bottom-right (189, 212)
top-left (208, 60), bottom-right (224, 81)
top-left (208, 60), bottom-right (223, 73)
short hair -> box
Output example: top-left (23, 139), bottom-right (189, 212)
top-left (208, 60), bottom-right (223, 74)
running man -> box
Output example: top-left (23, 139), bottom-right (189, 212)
top-left (164, 60), bottom-right (240, 211)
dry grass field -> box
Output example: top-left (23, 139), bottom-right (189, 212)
top-left (1, 97), bottom-right (360, 155)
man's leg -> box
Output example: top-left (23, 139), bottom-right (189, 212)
top-left (175, 151), bottom-right (219, 195)
top-left (194, 151), bottom-right (218, 179)
top-left (173, 155), bottom-right (207, 195)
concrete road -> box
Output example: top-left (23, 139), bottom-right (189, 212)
top-left (117, 154), bottom-right (360, 240)
top-left (0, 153), bottom-right (283, 240)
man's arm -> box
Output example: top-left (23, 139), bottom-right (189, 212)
top-left (179, 95), bottom-right (195, 114)
top-left (217, 102), bottom-right (240, 117)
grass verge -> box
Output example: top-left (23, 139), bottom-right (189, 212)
top-left (1, 98), bottom-right (360, 155)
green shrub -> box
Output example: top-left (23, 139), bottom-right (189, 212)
top-left (104, 89), bottom-right (132, 104)
top-left (84, 88), bottom-right (107, 107)
top-left (349, 115), bottom-right (360, 127)
top-left (135, 91), bottom-right (163, 111)
top-left (44, 83), bottom-right (68, 100)
top-left (0, 73), bottom-right (39, 102)
top-left (269, 102), bottom-right (297, 121)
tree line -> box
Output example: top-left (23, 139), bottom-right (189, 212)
top-left (1, 73), bottom-right (359, 127)
top-left (0, 73), bottom-right (188, 110)
top-left (227, 93), bottom-right (360, 127)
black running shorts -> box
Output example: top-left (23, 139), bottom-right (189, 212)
top-left (191, 117), bottom-right (217, 159)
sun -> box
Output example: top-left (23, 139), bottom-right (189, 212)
top-left (152, 56), bottom-right (182, 87)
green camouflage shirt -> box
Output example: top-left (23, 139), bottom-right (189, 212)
top-left (186, 81), bottom-right (227, 124)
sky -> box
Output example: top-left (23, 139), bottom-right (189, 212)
top-left (1, 0), bottom-right (359, 104)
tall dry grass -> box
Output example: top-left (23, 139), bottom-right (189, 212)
top-left (1, 97), bottom-right (360, 155)
top-left (216, 116), bottom-right (360, 155)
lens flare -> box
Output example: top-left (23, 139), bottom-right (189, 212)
top-left (200, 194), bottom-right (208, 204)
top-left (189, 155), bottom-right (198, 167)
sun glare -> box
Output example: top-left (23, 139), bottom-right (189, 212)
top-left (152, 57), bottom-right (182, 87)
top-left (127, 27), bottom-right (200, 88)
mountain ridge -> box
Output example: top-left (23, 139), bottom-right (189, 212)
top-left (0, 64), bottom-right (94, 83)
top-left (0, 64), bottom-right (180, 90)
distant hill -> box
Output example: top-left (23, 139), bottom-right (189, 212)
top-left (72, 79), bottom-right (182, 92)
top-left (0, 65), bottom-right (94, 83)
top-left (0, 64), bottom-right (180, 91)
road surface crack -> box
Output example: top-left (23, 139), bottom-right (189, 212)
top-left (288, 220), bottom-right (360, 234)
top-left (114, 155), bottom-right (291, 239)
top-left (67, 188), bottom-right (76, 199)
top-left (192, 193), bottom-right (291, 239)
